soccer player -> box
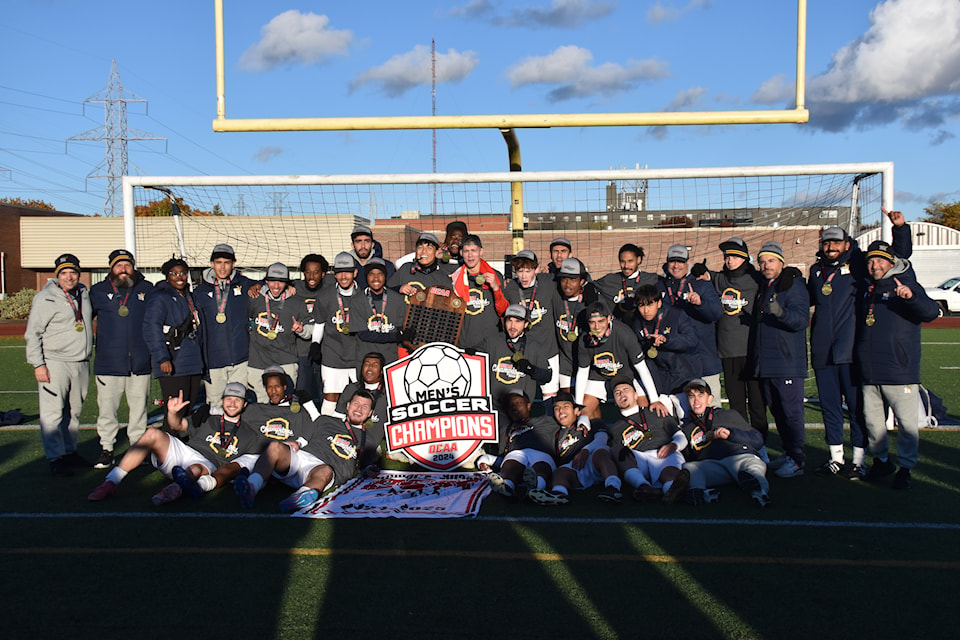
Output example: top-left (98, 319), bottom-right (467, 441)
top-left (234, 389), bottom-right (378, 512)
top-left (632, 284), bottom-right (698, 398)
top-left (193, 243), bottom-right (257, 413)
top-left (87, 383), bottom-right (259, 505)
top-left (608, 379), bottom-right (691, 504)
top-left (527, 392), bottom-right (624, 505)
top-left (546, 237), bottom-right (573, 280)
top-left (451, 234), bottom-right (509, 350)
top-left (355, 257), bottom-right (414, 364)
top-left (314, 252), bottom-right (374, 414)
top-left (573, 301), bottom-right (665, 420)
top-left (292, 253), bottom-right (328, 400)
top-left (388, 232), bottom-right (457, 302)
top-left (247, 263), bottom-right (313, 402)
top-left (25, 253), bottom-right (93, 476)
top-left (476, 390), bottom-right (558, 500)
top-left (89, 249), bottom-right (154, 469)
top-left (551, 258), bottom-right (602, 392)
top-left (595, 243), bottom-right (658, 326)
top-left (349, 224), bottom-right (395, 288)
top-left (679, 378), bottom-right (770, 507)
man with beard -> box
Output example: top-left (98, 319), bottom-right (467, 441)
top-left (395, 221), bottom-right (468, 269)
top-left (89, 249), bottom-right (154, 469)
top-left (293, 253), bottom-right (328, 400)
top-left (335, 352), bottom-right (387, 454)
top-left (551, 258), bottom-right (601, 392)
top-left (808, 211), bottom-right (911, 479)
top-left (355, 258), bottom-right (413, 364)
top-left (451, 234), bottom-right (509, 350)
top-left (595, 243), bottom-right (658, 326)
top-left (388, 232), bottom-right (457, 302)
top-left (349, 225), bottom-right (395, 288)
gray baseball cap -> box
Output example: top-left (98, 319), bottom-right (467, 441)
top-left (417, 232), bottom-right (440, 247)
top-left (264, 262), bottom-right (290, 282)
top-left (511, 249), bottom-right (538, 264)
top-left (821, 226), bottom-right (846, 242)
top-left (504, 304), bottom-right (529, 320)
top-left (333, 252), bottom-right (356, 273)
top-left (559, 257), bottom-right (586, 278)
top-left (351, 224), bottom-right (373, 239)
top-left (666, 244), bottom-right (689, 262)
top-left (222, 381), bottom-right (248, 399)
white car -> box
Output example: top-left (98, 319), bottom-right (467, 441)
top-left (925, 277), bottom-right (960, 315)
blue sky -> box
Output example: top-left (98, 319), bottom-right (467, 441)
top-left (1, 0), bottom-right (958, 219)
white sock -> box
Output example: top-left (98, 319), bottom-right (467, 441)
top-left (623, 468), bottom-right (645, 489)
top-left (605, 476), bottom-right (622, 490)
top-left (536, 475), bottom-right (546, 490)
top-left (662, 480), bottom-right (673, 494)
top-left (852, 447), bottom-right (865, 465)
top-left (198, 475), bottom-right (217, 492)
top-left (320, 399), bottom-right (338, 416)
top-left (552, 485), bottom-right (569, 496)
top-left (106, 467), bottom-right (127, 484)
top-left (829, 444), bottom-right (844, 463)
top-left (504, 478), bottom-right (516, 492)
top-left (249, 472), bottom-right (265, 493)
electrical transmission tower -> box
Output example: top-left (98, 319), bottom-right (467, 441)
top-left (69, 60), bottom-right (165, 216)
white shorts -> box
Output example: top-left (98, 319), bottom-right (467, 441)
top-left (321, 365), bottom-right (357, 394)
top-left (232, 453), bottom-right (260, 473)
top-left (563, 434), bottom-right (609, 489)
top-left (630, 449), bottom-right (685, 486)
top-left (541, 354), bottom-right (561, 396)
top-left (503, 448), bottom-right (557, 471)
top-left (559, 373), bottom-right (573, 390)
top-left (152, 435), bottom-right (217, 479)
top-left (274, 449), bottom-right (328, 489)
top-left (582, 378), bottom-right (610, 402)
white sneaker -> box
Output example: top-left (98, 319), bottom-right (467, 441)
top-left (774, 457), bottom-right (805, 478)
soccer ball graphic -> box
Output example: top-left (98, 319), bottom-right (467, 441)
top-left (403, 344), bottom-right (472, 402)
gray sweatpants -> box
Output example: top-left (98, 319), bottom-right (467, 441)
top-left (38, 360), bottom-right (89, 461)
top-left (685, 452), bottom-right (769, 496)
top-left (95, 373), bottom-right (151, 451)
top-left (863, 383), bottom-right (920, 469)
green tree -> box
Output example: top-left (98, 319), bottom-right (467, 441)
top-left (0, 197), bottom-right (55, 210)
top-left (922, 200), bottom-right (960, 231)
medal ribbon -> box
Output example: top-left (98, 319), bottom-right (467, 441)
top-left (110, 280), bottom-right (131, 310)
top-left (336, 290), bottom-right (350, 328)
top-left (865, 283), bottom-right (877, 319)
top-left (214, 280), bottom-right (229, 318)
top-left (367, 289), bottom-right (388, 331)
top-left (61, 286), bottom-right (83, 323)
top-left (264, 291), bottom-right (286, 332)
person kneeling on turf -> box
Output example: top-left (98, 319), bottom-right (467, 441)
top-left (87, 382), bottom-right (258, 505)
top-left (680, 378), bottom-right (770, 507)
top-left (234, 389), bottom-right (377, 512)
top-left (477, 390), bottom-right (558, 500)
top-left (528, 392), bottom-right (624, 505)
top-left (608, 378), bottom-right (690, 504)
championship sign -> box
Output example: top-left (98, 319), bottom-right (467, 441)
top-left (384, 342), bottom-right (499, 470)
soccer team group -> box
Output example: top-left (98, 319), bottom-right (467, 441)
top-left (25, 210), bottom-right (940, 512)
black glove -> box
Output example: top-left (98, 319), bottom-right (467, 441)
top-left (399, 326), bottom-right (417, 343)
top-left (766, 296), bottom-right (785, 319)
top-left (516, 358), bottom-right (534, 373)
top-left (690, 259), bottom-right (708, 279)
top-left (777, 266), bottom-right (802, 293)
top-left (294, 387), bottom-right (313, 403)
top-left (308, 342), bottom-right (323, 364)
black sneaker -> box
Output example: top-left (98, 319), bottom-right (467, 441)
top-left (892, 467), bottom-right (912, 490)
top-left (815, 459), bottom-right (844, 476)
top-left (61, 451), bottom-right (91, 469)
top-left (597, 484), bottom-right (623, 504)
top-left (93, 449), bottom-right (114, 469)
top-left (845, 462), bottom-right (867, 480)
top-left (865, 457), bottom-right (896, 482)
top-left (49, 458), bottom-right (74, 477)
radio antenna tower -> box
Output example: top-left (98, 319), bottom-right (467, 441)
top-left (69, 60), bottom-right (165, 216)
top-left (432, 37), bottom-right (437, 216)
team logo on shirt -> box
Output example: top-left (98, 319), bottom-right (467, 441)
top-left (592, 352), bottom-right (623, 376)
top-left (366, 312), bottom-right (395, 333)
top-left (522, 299), bottom-right (546, 326)
top-left (260, 417), bottom-right (293, 440)
top-left (465, 288), bottom-right (491, 315)
top-left (557, 426), bottom-right (588, 459)
top-left (206, 432), bottom-right (240, 458)
top-left (254, 312), bottom-right (283, 337)
top-left (137, 292), bottom-right (146, 301)
top-left (328, 433), bottom-right (358, 460)
top-left (690, 426), bottom-right (711, 451)
top-left (721, 288), bottom-right (748, 315)
top-left (383, 342), bottom-right (498, 471)
top-left (493, 357), bottom-right (523, 384)
top-left (621, 424), bottom-right (648, 449)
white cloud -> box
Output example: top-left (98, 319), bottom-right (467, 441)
top-left (646, 0), bottom-right (712, 25)
top-left (254, 146), bottom-right (283, 163)
top-left (751, 74), bottom-right (795, 105)
top-left (664, 86), bottom-right (708, 111)
top-left (451, 0), bottom-right (616, 28)
top-left (351, 45), bottom-right (479, 98)
top-left (507, 45), bottom-right (669, 101)
top-left (239, 10), bottom-right (353, 71)
top-left (754, 0), bottom-right (960, 133)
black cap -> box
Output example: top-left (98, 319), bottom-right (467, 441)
top-left (54, 253), bottom-right (80, 275)
top-left (108, 249), bottom-right (135, 268)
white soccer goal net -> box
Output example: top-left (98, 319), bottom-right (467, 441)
top-left (122, 163), bottom-right (892, 279)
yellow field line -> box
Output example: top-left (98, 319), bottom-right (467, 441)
top-left (5, 546), bottom-right (960, 569)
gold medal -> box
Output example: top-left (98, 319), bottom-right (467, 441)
top-left (216, 312), bottom-right (227, 324)
top-left (646, 347), bottom-right (659, 359)
top-left (475, 274), bottom-right (486, 285)
top-left (439, 250), bottom-right (450, 264)
top-left (415, 291), bottom-right (427, 302)
top-left (565, 330), bottom-right (577, 342)
top-left (118, 305), bottom-right (129, 317)
top-left (74, 321), bottom-right (84, 332)
top-left (511, 351), bottom-right (524, 363)
top-left (865, 314), bottom-right (876, 327)
top-left (290, 402), bottom-right (301, 414)
top-left (341, 323), bottom-right (350, 334)
top-left (451, 298), bottom-right (462, 308)
top-left (266, 330), bottom-right (277, 340)
top-left (821, 283), bottom-right (833, 296)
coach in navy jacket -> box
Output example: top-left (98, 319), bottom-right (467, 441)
top-left (752, 241), bottom-right (808, 477)
top-left (855, 241), bottom-right (939, 486)
top-left (807, 213), bottom-right (911, 476)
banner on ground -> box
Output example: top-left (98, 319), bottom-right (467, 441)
top-left (294, 470), bottom-right (492, 519)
